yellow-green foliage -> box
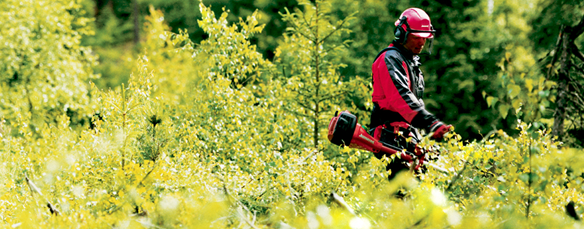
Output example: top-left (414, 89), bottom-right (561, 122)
top-left (0, 0), bottom-right (97, 130)
top-left (275, 0), bottom-right (370, 149)
top-left (481, 0), bottom-right (554, 123)
top-left (1, 1), bottom-right (584, 228)
top-left (421, 125), bottom-right (584, 228)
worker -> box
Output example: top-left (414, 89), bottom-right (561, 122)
top-left (369, 8), bottom-right (452, 179)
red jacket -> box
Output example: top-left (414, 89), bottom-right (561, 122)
top-left (370, 43), bottom-right (440, 132)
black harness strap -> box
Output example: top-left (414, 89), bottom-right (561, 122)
top-left (373, 47), bottom-right (398, 65)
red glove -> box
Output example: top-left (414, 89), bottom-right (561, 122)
top-left (430, 122), bottom-right (453, 140)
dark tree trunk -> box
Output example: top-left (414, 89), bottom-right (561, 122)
top-left (550, 16), bottom-right (584, 141)
top-left (552, 31), bottom-right (570, 139)
top-left (133, 0), bottom-right (140, 44)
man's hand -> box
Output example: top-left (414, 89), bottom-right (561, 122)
top-left (430, 122), bottom-right (453, 140)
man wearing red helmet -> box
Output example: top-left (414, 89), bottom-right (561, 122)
top-left (369, 8), bottom-right (452, 178)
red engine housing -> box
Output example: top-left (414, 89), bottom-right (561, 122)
top-left (327, 111), bottom-right (413, 162)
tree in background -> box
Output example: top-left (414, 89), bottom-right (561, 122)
top-left (474, 0), bottom-right (554, 140)
top-left (531, 0), bottom-right (584, 146)
top-left (82, 0), bottom-right (137, 89)
top-left (276, 0), bottom-right (366, 149)
top-left (141, 0), bottom-right (298, 59)
top-left (90, 0), bottom-right (298, 56)
top-left (86, 0), bottom-right (299, 90)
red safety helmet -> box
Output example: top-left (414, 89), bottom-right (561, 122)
top-left (393, 8), bottom-right (436, 54)
top-left (394, 8), bottom-right (435, 41)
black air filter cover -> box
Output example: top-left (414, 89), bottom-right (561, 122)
top-left (330, 112), bottom-right (358, 146)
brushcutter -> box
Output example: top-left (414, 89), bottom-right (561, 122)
top-left (327, 110), bottom-right (442, 173)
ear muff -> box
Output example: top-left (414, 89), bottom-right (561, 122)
top-left (394, 27), bottom-right (402, 42)
top-left (394, 16), bottom-right (408, 43)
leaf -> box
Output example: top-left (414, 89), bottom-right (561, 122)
top-left (458, 79), bottom-right (475, 91)
top-left (499, 103), bottom-right (510, 119)
top-left (508, 84), bottom-right (521, 99)
top-left (486, 96), bottom-right (498, 108)
top-left (512, 99), bottom-right (522, 111)
top-left (525, 79), bottom-right (534, 92)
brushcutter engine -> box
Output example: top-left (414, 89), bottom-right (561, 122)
top-left (327, 111), bottom-right (437, 173)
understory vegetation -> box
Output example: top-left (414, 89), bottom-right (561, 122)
top-left (1, 0), bottom-right (584, 228)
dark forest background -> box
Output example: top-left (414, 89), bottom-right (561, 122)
top-left (83, 0), bottom-right (584, 146)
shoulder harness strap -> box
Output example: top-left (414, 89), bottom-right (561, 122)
top-left (373, 47), bottom-right (398, 65)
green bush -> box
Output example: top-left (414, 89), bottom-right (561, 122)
top-left (0, 0), bottom-right (98, 131)
top-left (1, 1), bottom-right (584, 228)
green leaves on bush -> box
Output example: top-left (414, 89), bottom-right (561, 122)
top-left (1, 1), bottom-right (584, 228)
top-left (0, 0), bottom-right (97, 131)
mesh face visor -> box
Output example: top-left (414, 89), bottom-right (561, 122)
top-left (408, 27), bottom-right (436, 55)
top-left (425, 37), bottom-right (434, 55)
